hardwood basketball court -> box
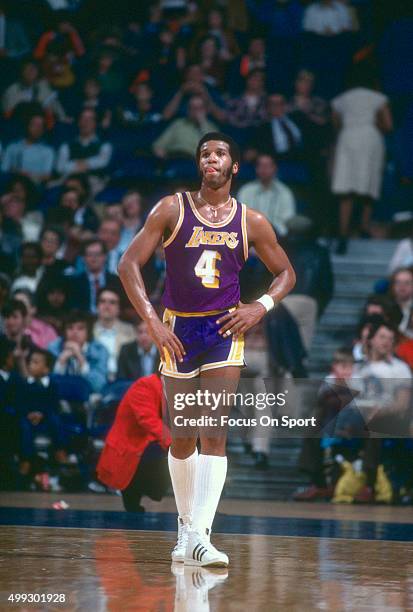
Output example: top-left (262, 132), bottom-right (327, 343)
top-left (0, 494), bottom-right (412, 610)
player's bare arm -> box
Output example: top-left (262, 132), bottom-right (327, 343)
top-left (118, 195), bottom-right (186, 362)
top-left (217, 207), bottom-right (296, 336)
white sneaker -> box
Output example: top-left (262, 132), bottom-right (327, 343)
top-left (171, 517), bottom-right (191, 562)
top-left (185, 529), bottom-right (229, 567)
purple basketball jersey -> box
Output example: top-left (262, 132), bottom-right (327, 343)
top-left (162, 192), bottom-right (248, 313)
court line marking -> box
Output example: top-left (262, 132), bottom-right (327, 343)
top-left (1, 508), bottom-right (413, 543)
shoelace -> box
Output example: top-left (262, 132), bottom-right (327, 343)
top-left (174, 524), bottom-right (190, 549)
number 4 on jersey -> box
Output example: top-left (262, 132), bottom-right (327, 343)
top-left (194, 249), bottom-right (221, 288)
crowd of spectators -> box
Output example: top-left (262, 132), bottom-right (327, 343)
top-left (0, 0), bottom-right (412, 498)
top-left (293, 261), bottom-right (413, 504)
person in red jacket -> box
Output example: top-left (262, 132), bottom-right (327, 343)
top-left (97, 373), bottom-right (171, 512)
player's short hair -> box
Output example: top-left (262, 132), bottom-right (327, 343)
top-left (332, 348), bottom-right (354, 365)
top-left (196, 132), bottom-right (240, 165)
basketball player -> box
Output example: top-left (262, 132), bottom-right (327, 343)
top-left (118, 132), bottom-right (295, 567)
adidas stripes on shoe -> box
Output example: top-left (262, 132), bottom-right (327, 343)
top-left (184, 530), bottom-right (229, 568)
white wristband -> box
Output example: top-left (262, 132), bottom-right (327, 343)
top-left (256, 294), bottom-right (275, 312)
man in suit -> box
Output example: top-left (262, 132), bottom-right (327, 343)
top-left (97, 373), bottom-right (171, 511)
top-left (117, 319), bottom-right (158, 381)
top-left (250, 94), bottom-right (302, 161)
top-left (94, 288), bottom-right (135, 381)
top-left (72, 238), bottom-right (121, 313)
top-left (98, 218), bottom-right (123, 275)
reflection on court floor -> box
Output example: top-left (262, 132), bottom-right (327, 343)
top-left (1, 513), bottom-right (413, 611)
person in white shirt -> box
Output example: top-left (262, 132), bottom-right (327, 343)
top-left (388, 236), bottom-right (413, 274)
top-left (351, 320), bottom-right (412, 503)
top-left (303, 0), bottom-right (352, 36)
top-left (2, 59), bottom-right (67, 119)
top-left (56, 108), bottom-right (112, 176)
top-left (237, 154), bottom-right (296, 236)
top-left (93, 288), bottom-right (135, 381)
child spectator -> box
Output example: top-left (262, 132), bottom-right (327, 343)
top-left (16, 348), bottom-right (68, 490)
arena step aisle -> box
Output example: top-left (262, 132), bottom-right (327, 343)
top-left (308, 238), bottom-right (398, 376)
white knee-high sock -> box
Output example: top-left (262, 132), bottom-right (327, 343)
top-left (191, 454), bottom-right (227, 536)
top-left (168, 448), bottom-right (198, 524)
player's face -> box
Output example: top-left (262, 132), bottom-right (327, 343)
top-left (198, 141), bottom-right (238, 186)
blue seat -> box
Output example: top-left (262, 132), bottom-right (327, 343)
top-left (112, 156), bottom-right (159, 179)
top-left (95, 186), bottom-right (128, 203)
top-left (51, 375), bottom-right (92, 403)
top-left (88, 380), bottom-right (133, 438)
top-left (278, 161), bottom-right (310, 185)
top-left (237, 162), bottom-right (256, 181)
top-left (100, 380), bottom-right (134, 406)
top-left (50, 122), bottom-right (77, 147)
top-left (164, 158), bottom-right (198, 180)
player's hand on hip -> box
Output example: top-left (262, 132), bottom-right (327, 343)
top-left (148, 318), bottom-right (186, 363)
top-left (217, 302), bottom-right (267, 337)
